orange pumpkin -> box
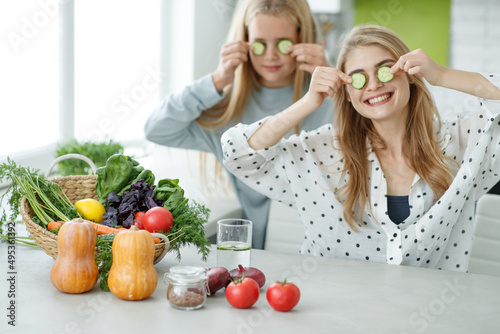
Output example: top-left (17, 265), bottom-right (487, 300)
top-left (108, 225), bottom-right (158, 300)
top-left (50, 220), bottom-right (98, 294)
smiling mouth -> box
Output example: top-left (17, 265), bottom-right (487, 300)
top-left (264, 65), bottom-right (281, 72)
top-left (365, 92), bottom-right (393, 105)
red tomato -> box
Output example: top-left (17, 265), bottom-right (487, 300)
top-left (225, 277), bottom-right (260, 309)
top-left (134, 211), bottom-right (146, 229)
top-left (266, 279), bottom-right (300, 312)
top-left (142, 207), bottom-right (173, 233)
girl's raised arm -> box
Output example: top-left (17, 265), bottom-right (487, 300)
top-left (391, 49), bottom-right (500, 100)
top-left (248, 66), bottom-right (350, 150)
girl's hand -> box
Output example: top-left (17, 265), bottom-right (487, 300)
top-left (288, 43), bottom-right (331, 74)
top-left (390, 49), bottom-right (445, 86)
top-left (212, 41), bottom-right (251, 91)
top-left (304, 66), bottom-right (351, 108)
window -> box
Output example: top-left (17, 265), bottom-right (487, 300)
top-left (0, 0), bottom-right (59, 159)
top-left (74, 0), bottom-right (160, 144)
top-left (0, 0), bottom-right (160, 173)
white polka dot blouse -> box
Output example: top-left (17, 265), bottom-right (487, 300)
top-left (221, 74), bottom-right (500, 272)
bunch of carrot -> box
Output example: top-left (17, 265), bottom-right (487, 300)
top-left (48, 220), bottom-right (161, 244)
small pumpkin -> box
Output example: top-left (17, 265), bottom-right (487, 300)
top-left (50, 219), bottom-right (98, 294)
top-left (108, 225), bottom-right (158, 300)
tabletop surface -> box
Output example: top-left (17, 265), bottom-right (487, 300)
top-left (1, 240), bottom-right (500, 334)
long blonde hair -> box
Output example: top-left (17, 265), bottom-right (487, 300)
top-left (196, 0), bottom-right (318, 130)
top-left (196, 0), bottom-right (320, 195)
top-left (333, 25), bottom-right (456, 230)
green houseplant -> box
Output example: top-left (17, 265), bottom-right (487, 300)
top-left (55, 139), bottom-right (124, 176)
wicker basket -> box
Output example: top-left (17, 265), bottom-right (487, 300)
top-left (20, 155), bottom-right (169, 264)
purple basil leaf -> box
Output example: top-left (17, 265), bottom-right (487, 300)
top-left (106, 191), bottom-right (121, 209)
top-left (146, 197), bottom-right (158, 210)
top-left (122, 211), bottom-right (135, 228)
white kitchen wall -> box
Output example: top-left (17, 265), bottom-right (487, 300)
top-left (162, 0), bottom-right (234, 94)
top-left (430, 0), bottom-right (500, 115)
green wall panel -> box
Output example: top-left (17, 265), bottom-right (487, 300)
top-left (354, 0), bottom-right (451, 66)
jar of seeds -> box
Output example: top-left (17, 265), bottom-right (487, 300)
top-left (165, 266), bottom-right (208, 310)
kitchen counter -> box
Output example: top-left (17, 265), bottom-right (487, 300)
top-left (1, 241), bottom-right (499, 333)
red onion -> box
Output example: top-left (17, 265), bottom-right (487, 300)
top-left (206, 267), bottom-right (230, 295)
top-left (229, 265), bottom-right (266, 288)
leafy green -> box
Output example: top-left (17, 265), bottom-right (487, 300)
top-left (93, 199), bottom-right (210, 291)
top-left (56, 139), bottom-right (124, 176)
top-left (95, 154), bottom-right (153, 205)
top-left (118, 168), bottom-right (155, 196)
top-left (155, 178), bottom-right (188, 211)
top-left (166, 199), bottom-right (211, 261)
top-left (0, 158), bottom-right (80, 235)
top-left (95, 234), bottom-right (115, 291)
top-left (0, 228), bottom-right (37, 247)
top-left (92, 174), bottom-right (211, 291)
top-left (153, 177), bottom-right (210, 260)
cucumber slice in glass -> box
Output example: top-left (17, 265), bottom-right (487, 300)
top-left (351, 73), bottom-right (366, 89)
top-left (277, 39), bottom-right (293, 54)
top-left (251, 41), bottom-right (265, 56)
top-left (377, 66), bottom-right (394, 83)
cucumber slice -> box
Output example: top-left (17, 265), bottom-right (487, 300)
top-left (351, 73), bottom-right (366, 89)
top-left (234, 243), bottom-right (250, 249)
top-left (251, 41), bottom-right (265, 56)
top-left (217, 243), bottom-right (233, 250)
top-left (377, 66), bottom-right (394, 83)
top-left (277, 39), bottom-right (293, 54)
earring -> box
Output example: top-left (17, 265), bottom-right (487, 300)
top-left (347, 98), bottom-right (351, 102)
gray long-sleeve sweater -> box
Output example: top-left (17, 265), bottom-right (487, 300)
top-left (144, 74), bottom-right (333, 249)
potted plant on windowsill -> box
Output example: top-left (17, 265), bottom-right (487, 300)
top-left (55, 139), bottom-right (124, 176)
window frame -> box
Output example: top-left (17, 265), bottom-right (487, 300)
top-left (1, 0), bottom-right (168, 185)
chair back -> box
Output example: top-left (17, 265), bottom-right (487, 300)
top-left (264, 200), bottom-right (304, 253)
top-left (468, 194), bottom-right (500, 276)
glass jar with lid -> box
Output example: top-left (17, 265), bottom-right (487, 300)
top-left (164, 266), bottom-right (208, 310)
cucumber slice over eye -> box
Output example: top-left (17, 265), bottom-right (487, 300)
top-left (277, 39), bottom-right (293, 54)
top-left (351, 73), bottom-right (367, 89)
top-left (377, 66), bottom-right (394, 83)
top-left (251, 41), bottom-right (265, 56)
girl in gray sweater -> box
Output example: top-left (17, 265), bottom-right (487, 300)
top-left (145, 0), bottom-right (334, 249)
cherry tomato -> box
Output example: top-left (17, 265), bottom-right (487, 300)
top-left (142, 207), bottom-right (173, 233)
top-left (225, 277), bottom-right (260, 309)
top-left (266, 279), bottom-right (300, 312)
top-left (134, 211), bottom-right (146, 229)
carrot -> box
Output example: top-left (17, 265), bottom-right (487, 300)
top-left (51, 219), bottom-right (161, 243)
top-left (86, 221), bottom-right (122, 235)
top-left (47, 221), bottom-right (63, 231)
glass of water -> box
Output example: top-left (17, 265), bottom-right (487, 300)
top-left (216, 219), bottom-right (252, 270)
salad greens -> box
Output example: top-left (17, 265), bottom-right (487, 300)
top-left (93, 154), bottom-right (211, 290)
top-left (155, 178), bottom-right (188, 211)
top-left (95, 154), bottom-right (154, 205)
top-left (1, 154), bottom-right (211, 291)
top-left (101, 180), bottom-right (164, 228)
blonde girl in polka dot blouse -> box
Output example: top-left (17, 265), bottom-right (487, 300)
top-left (221, 25), bottom-right (500, 272)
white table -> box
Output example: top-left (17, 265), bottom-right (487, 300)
top-left (1, 242), bottom-right (499, 334)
